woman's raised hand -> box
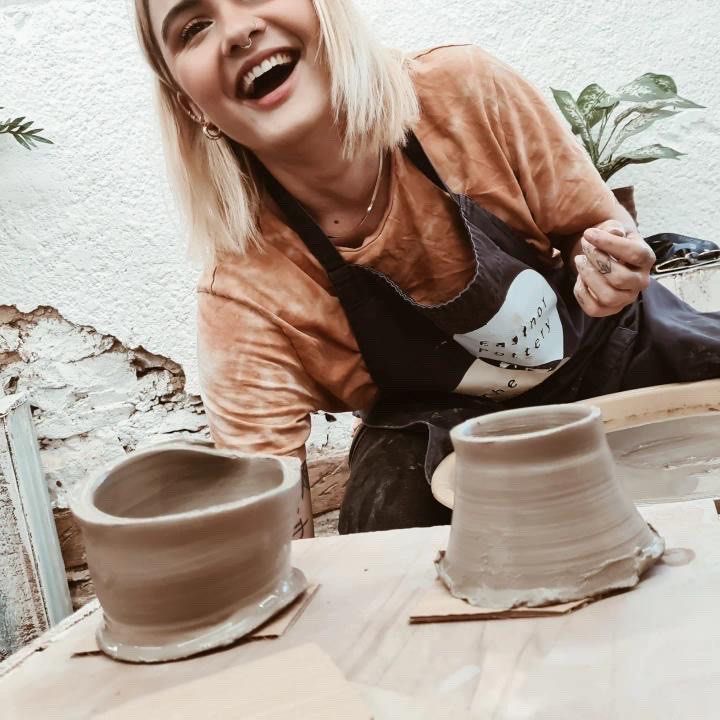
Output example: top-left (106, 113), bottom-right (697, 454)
top-left (573, 220), bottom-right (656, 318)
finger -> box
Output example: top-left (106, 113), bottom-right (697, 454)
top-left (573, 276), bottom-right (620, 318)
top-left (575, 256), bottom-right (635, 309)
top-left (595, 219), bottom-right (626, 237)
top-left (579, 242), bottom-right (646, 291)
top-left (584, 228), bottom-right (655, 270)
top-left (581, 237), bottom-right (614, 275)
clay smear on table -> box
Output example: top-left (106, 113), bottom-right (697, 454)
top-left (71, 444), bottom-right (307, 663)
top-left (608, 414), bottom-right (720, 504)
top-left (436, 405), bottom-right (665, 610)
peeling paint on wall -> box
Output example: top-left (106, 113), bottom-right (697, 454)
top-left (0, 305), bottom-right (209, 510)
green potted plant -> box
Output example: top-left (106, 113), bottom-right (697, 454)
top-left (551, 74), bottom-right (704, 222)
top-left (1, 109), bottom-right (52, 150)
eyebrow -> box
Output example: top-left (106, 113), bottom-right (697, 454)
top-left (161, 0), bottom-right (201, 44)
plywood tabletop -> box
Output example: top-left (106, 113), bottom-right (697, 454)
top-left (3, 499), bottom-right (720, 719)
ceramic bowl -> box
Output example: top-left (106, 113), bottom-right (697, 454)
top-left (436, 404), bottom-right (664, 609)
top-left (72, 444), bottom-right (307, 663)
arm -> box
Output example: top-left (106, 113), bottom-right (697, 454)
top-left (484, 53), bottom-right (654, 316)
top-left (197, 289), bottom-right (320, 538)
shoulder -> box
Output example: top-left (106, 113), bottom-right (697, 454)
top-left (196, 245), bottom-right (282, 320)
top-left (196, 212), bottom-right (300, 305)
top-left (411, 44), bottom-right (501, 75)
top-left (196, 215), bottom-right (330, 327)
top-left (410, 44), bottom-right (519, 100)
top-left (408, 44), bottom-right (537, 151)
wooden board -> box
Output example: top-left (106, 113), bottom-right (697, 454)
top-left (3, 499), bottom-right (720, 719)
top-left (97, 644), bottom-right (370, 719)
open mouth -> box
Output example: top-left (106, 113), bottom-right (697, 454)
top-left (239, 50), bottom-right (301, 101)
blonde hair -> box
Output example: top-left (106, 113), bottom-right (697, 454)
top-left (134, 0), bottom-right (419, 264)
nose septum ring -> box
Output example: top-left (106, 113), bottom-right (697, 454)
top-left (240, 22), bottom-right (259, 50)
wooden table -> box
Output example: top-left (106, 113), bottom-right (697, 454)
top-left (3, 499), bottom-right (720, 719)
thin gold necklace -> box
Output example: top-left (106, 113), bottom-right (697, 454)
top-left (327, 151), bottom-right (385, 240)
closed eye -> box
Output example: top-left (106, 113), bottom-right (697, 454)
top-left (180, 18), bottom-right (211, 45)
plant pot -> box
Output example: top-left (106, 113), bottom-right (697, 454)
top-left (72, 444), bottom-right (307, 663)
top-left (612, 185), bottom-right (638, 224)
top-left (435, 405), bottom-right (664, 609)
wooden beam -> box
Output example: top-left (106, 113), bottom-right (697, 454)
top-left (308, 451), bottom-right (349, 517)
top-left (0, 394), bottom-right (72, 660)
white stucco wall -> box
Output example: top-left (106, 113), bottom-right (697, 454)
top-left (2, 0), bottom-right (719, 394)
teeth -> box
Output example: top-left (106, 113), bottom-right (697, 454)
top-left (242, 52), bottom-right (294, 96)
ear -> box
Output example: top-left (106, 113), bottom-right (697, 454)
top-left (175, 92), bottom-right (203, 124)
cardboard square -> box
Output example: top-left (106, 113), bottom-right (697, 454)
top-left (71, 585), bottom-right (320, 658)
top-left (409, 576), bottom-right (590, 624)
top-left (250, 584), bottom-right (320, 639)
top-left (96, 643), bottom-right (371, 719)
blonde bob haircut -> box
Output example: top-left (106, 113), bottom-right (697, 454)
top-left (134, 0), bottom-right (420, 264)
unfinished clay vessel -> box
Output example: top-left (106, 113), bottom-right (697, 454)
top-left (436, 405), bottom-right (664, 609)
top-left (72, 444), bottom-right (307, 663)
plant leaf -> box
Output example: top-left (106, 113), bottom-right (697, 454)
top-left (601, 144), bottom-right (685, 181)
top-left (13, 133), bottom-right (32, 150)
top-left (577, 84), bottom-right (619, 129)
top-left (551, 88), bottom-right (596, 158)
top-left (604, 108), bottom-right (680, 159)
top-left (614, 98), bottom-right (705, 127)
top-left (613, 100), bottom-right (673, 126)
top-left (619, 144), bottom-right (685, 161)
top-left (7, 116), bottom-right (26, 130)
top-left (0, 113), bottom-right (53, 148)
top-left (674, 96), bottom-right (706, 109)
top-left (616, 73), bottom-right (678, 101)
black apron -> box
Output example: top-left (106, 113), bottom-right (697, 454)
top-left (261, 133), bottom-right (720, 532)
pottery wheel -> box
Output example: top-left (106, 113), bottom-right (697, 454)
top-left (608, 414), bottom-right (720, 504)
top-left (432, 412), bottom-right (720, 510)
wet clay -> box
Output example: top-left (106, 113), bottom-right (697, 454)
top-left (437, 405), bottom-right (664, 609)
top-left (608, 414), bottom-right (720, 504)
top-left (71, 444), bottom-right (308, 663)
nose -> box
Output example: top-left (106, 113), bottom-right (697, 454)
top-left (220, 12), bottom-right (265, 56)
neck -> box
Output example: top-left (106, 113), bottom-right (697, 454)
top-left (255, 128), bottom-right (383, 232)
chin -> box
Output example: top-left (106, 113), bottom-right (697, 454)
top-left (250, 102), bottom-right (334, 156)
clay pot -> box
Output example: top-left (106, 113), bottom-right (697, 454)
top-left (72, 444), bottom-right (307, 663)
top-left (612, 185), bottom-right (638, 224)
top-left (436, 404), bottom-right (664, 609)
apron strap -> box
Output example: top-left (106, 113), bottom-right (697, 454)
top-left (403, 132), bottom-right (451, 194)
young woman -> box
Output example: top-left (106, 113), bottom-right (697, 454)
top-left (135, 0), bottom-right (720, 537)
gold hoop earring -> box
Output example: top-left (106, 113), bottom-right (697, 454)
top-left (202, 121), bottom-right (223, 140)
top-left (176, 92), bottom-right (203, 124)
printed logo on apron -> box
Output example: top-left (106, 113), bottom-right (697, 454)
top-left (453, 269), bottom-right (566, 399)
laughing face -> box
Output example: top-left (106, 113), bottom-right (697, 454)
top-left (149, 0), bottom-right (333, 156)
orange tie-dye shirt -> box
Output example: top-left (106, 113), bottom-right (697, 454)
top-left (197, 45), bottom-right (618, 459)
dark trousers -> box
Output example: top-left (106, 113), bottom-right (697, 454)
top-left (338, 424), bottom-right (451, 534)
